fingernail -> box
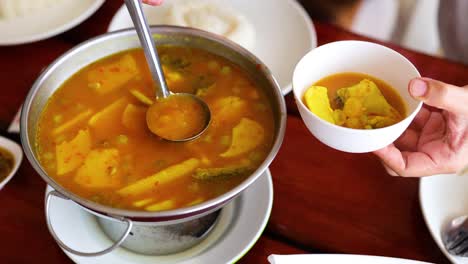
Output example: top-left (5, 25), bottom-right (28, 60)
top-left (410, 79), bottom-right (427, 97)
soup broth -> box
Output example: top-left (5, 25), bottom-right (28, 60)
top-left (315, 72), bottom-right (406, 115)
top-left (0, 147), bottom-right (14, 181)
top-left (303, 72), bottom-right (406, 129)
top-left (36, 46), bottom-right (275, 211)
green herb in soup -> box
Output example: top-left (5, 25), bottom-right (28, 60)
top-left (0, 147), bottom-right (14, 181)
top-left (35, 46), bottom-right (275, 211)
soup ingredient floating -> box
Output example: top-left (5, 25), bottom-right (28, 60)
top-left (0, 147), bottom-right (14, 181)
top-left (304, 72), bottom-right (406, 129)
top-left (163, 0), bottom-right (255, 51)
top-left (36, 46), bottom-right (275, 212)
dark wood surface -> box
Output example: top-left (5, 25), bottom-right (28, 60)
top-left (1, 0), bottom-right (467, 263)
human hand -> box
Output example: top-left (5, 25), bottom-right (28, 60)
top-left (142, 0), bottom-right (164, 6)
top-left (374, 78), bottom-right (468, 177)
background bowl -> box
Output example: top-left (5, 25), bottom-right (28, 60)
top-left (21, 26), bottom-right (286, 222)
top-left (0, 136), bottom-right (23, 190)
top-left (293, 40), bottom-right (422, 153)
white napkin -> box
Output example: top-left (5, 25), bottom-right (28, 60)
top-left (267, 254), bottom-right (433, 264)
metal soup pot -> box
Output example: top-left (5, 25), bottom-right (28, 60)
top-left (21, 26), bottom-right (286, 256)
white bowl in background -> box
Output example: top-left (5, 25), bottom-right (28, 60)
top-left (0, 136), bottom-right (22, 190)
top-left (292, 40), bottom-right (422, 153)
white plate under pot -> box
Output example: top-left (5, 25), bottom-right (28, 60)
top-left (46, 169), bottom-right (274, 264)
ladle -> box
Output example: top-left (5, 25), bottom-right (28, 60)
top-left (125, 0), bottom-right (211, 142)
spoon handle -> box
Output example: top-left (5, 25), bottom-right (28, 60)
top-left (125, 0), bottom-right (170, 98)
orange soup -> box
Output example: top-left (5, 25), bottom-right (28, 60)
top-left (304, 72), bottom-right (406, 129)
top-left (36, 46), bottom-right (274, 211)
top-left (0, 147), bottom-right (14, 181)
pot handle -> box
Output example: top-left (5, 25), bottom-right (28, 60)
top-left (45, 190), bottom-right (133, 257)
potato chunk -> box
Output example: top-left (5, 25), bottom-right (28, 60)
top-left (221, 118), bottom-right (264, 158)
top-left (117, 158), bottom-right (200, 196)
top-left (211, 96), bottom-right (246, 124)
top-left (303, 85), bottom-right (335, 124)
top-left (122, 104), bottom-right (147, 132)
top-left (336, 79), bottom-right (403, 128)
top-left (87, 54), bottom-right (138, 95)
top-left (56, 129), bottom-right (91, 175)
top-left (145, 200), bottom-right (175, 211)
top-left (74, 149), bottom-right (120, 188)
top-left (88, 98), bottom-right (128, 137)
top-left (52, 109), bottom-right (93, 136)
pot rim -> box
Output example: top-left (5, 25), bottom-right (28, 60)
top-left (21, 25), bottom-right (287, 220)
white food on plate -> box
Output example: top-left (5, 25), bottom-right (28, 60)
top-left (0, 0), bottom-right (64, 19)
top-left (164, 0), bottom-right (255, 51)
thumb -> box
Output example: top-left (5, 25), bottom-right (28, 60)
top-left (143, 0), bottom-right (164, 5)
top-left (408, 77), bottom-right (468, 115)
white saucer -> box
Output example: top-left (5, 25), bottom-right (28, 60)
top-left (0, 0), bottom-right (104, 45)
top-left (107, 0), bottom-right (317, 95)
top-left (46, 169), bottom-right (273, 264)
top-left (420, 174), bottom-right (468, 264)
top-left (269, 254), bottom-right (431, 264)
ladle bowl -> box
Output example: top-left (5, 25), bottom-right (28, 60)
top-left (125, 0), bottom-right (211, 142)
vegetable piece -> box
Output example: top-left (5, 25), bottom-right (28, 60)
top-left (53, 115), bottom-right (63, 124)
top-left (186, 198), bottom-right (204, 207)
top-left (303, 85), bottom-right (335, 124)
top-left (207, 61), bottom-right (220, 71)
top-left (122, 103), bottom-right (147, 132)
top-left (52, 109), bottom-right (93, 136)
top-left (56, 129), bottom-right (92, 175)
top-left (193, 75), bottom-right (215, 93)
top-left (162, 66), bottom-right (184, 84)
top-left (212, 96), bottom-right (246, 124)
top-left (132, 198), bottom-right (154, 207)
top-left (343, 97), bottom-right (364, 118)
top-left (74, 148), bottom-right (121, 188)
top-left (130, 89), bottom-right (153, 106)
top-left (88, 82), bottom-right (101, 90)
top-left (117, 158), bottom-right (200, 196)
top-left (195, 83), bottom-right (215, 97)
top-left (88, 98), bottom-right (128, 136)
top-left (161, 56), bottom-right (191, 69)
top-left (87, 54), bottom-right (138, 95)
top-left (116, 135), bottom-right (128, 144)
top-left (335, 79), bottom-right (403, 129)
top-left (145, 200), bottom-right (175, 211)
top-left (221, 118), bottom-right (264, 158)
top-left (220, 66), bottom-right (231, 75)
top-left (193, 164), bottom-right (253, 180)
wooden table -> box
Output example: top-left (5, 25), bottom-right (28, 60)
top-left (0, 1), bottom-right (467, 263)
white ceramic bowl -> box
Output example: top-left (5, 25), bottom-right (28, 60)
top-left (0, 136), bottom-right (23, 190)
top-left (292, 40), bottom-right (422, 153)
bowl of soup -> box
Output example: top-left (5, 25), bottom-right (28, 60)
top-left (293, 40), bottom-right (422, 153)
top-left (20, 26), bottom-right (286, 224)
top-left (0, 136), bottom-right (22, 190)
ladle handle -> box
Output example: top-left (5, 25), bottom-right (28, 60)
top-left (125, 0), bottom-right (170, 98)
top-left (45, 190), bottom-right (133, 257)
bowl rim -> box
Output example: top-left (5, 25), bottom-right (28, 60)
top-left (20, 25), bottom-right (287, 221)
top-left (0, 136), bottom-right (23, 190)
top-left (292, 40), bottom-right (423, 134)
